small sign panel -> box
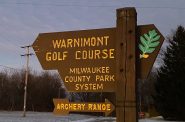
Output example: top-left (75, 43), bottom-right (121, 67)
top-left (137, 24), bottom-right (164, 79)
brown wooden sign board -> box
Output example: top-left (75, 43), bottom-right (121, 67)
top-left (53, 98), bottom-right (115, 116)
top-left (33, 28), bottom-right (116, 92)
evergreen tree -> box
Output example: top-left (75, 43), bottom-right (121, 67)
top-left (154, 26), bottom-right (185, 120)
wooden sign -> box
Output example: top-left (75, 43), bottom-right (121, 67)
top-left (33, 28), bottom-right (116, 92)
top-left (32, 7), bottom-right (164, 122)
top-left (53, 98), bottom-right (115, 116)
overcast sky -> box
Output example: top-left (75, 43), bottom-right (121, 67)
top-left (0, 0), bottom-right (185, 71)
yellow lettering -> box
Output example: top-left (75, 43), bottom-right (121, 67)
top-left (87, 103), bottom-right (111, 111)
top-left (52, 36), bottom-right (110, 49)
top-left (73, 38), bottom-right (80, 47)
top-left (75, 51), bottom-right (81, 59)
top-left (75, 49), bottom-right (115, 60)
top-left (69, 68), bottom-right (75, 74)
top-left (102, 49), bottom-right (108, 59)
top-left (64, 76), bottom-right (91, 83)
top-left (88, 104), bottom-right (93, 110)
top-left (91, 37), bottom-right (96, 46)
top-left (109, 49), bottom-right (115, 58)
top-left (83, 37), bottom-right (91, 46)
top-left (52, 40), bottom-right (61, 49)
top-left (106, 67), bottom-right (110, 73)
top-left (75, 84), bottom-right (79, 90)
top-left (97, 37), bottom-right (104, 46)
top-left (107, 104), bottom-right (111, 111)
top-left (82, 50), bottom-right (88, 59)
top-left (63, 51), bottom-right (68, 60)
top-left (46, 52), bottom-right (52, 61)
top-left (57, 103), bottom-right (60, 110)
top-left (61, 104), bottom-right (64, 110)
top-left (67, 39), bottom-right (73, 47)
top-left (96, 75), bottom-right (115, 82)
top-left (69, 67), bottom-right (110, 74)
top-left (45, 51), bottom-right (68, 61)
top-left (104, 36), bottom-right (109, 46)
top-left (61, 39), bottom-right (66, 48)
top-left (102, 104), bottom-right (106, 110)
top-left (75, 83), bottom-right (103, 91)
top-left (94, 50), bottom-right (101, 59)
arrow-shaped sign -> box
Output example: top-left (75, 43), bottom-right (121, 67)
top-left (53, 98), bottom-right (115, 116)
top-left (33, 28), bottom-right (116, 92)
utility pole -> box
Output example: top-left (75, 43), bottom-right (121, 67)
top-left (21, 45), bottom-right (34, 117)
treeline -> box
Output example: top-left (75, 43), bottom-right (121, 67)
top-left (0, 68), bottom-right (151, 116)
top-left (153, 26), bottom-right (185, 120)
top-left (0, 69), bottom-right (66, 111)
top-left (0, 69), bottom-right (111, 114)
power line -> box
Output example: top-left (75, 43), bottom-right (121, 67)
top-left (136, 6), bottom-right (185, 10)
top-left (0, 2), bottom-right (185, 10)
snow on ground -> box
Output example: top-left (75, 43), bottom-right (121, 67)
top-left (0, 111), bottom-right (181, 122)
top-left (140, 117), bottom-right (182, 122)
top-left (0, 111), bottom-right (115, 122)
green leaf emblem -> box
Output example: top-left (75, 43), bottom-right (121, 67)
top-left (139, 29), bottom-right (160, 59)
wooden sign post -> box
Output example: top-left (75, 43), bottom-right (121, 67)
top-left (32, 7), bottom-right (164, 122)
top-left (116, 8), bottom-right (137, 122)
